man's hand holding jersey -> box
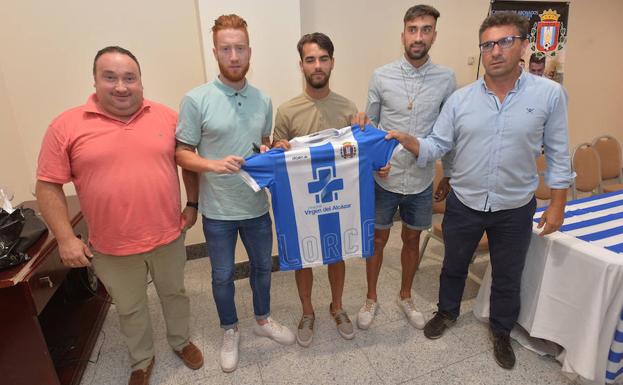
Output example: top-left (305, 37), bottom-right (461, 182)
top-left (271, 139), bottom-right (291, 151)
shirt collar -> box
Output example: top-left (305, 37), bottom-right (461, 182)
top-left (214, 76), bottom-right (248, 97)
top-left (480, 69), bottom-right (527, 94)
top-left (302, 90), bottom-right (332, 103)
top-left (400, 55), bottom-right (433, 75)
top-left (84, 94), bottom-right (151, 124)
top-left (515, 70), bottom-right (528, 89)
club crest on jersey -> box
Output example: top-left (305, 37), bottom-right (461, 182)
top-left (340, 142), bottom-right (357, 159)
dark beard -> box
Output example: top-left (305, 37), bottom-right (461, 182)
top-left (405, 44), bottom-right (429, 61)
top-left (305, 72), bottom-right (330, 89)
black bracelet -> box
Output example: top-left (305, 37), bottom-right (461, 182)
top-left (186, 201), bottom-right (199, 209)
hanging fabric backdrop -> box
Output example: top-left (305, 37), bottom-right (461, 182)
top-left (482, 1), bottom-right (570, 84)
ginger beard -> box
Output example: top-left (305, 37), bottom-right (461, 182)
top-left (218, 60), bottom-right (249, 83)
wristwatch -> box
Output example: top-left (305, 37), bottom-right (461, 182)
top-left (186, 201), bottom-right (199, 209)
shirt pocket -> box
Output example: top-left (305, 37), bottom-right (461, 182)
top-left (412, 94), bottom-right (444, 136)
top-left (508, 103), bottom-right (548, 143)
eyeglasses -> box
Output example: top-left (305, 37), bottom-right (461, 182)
top-left (479, 35), bottom-right (524, 53)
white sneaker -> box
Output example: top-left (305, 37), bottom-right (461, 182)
top-left (357, 299), bottom-right (379, 330)
top-left (220, 328), bottom-right (240, 373)
top-left (253, 317), bottom-right (296, 345)
top-left (397, 297), bottom-right (426, 329)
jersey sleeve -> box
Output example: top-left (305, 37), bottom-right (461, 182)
top-left (354, 124), bottom-right (399, 170)
top-left (239, 149), bottom-right (281, 192)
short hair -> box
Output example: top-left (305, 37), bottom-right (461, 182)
top-left (93, 46), bottom-right (141, 76)
top-left (212, 14), bottom-right (249, 46)
top-left (479, 12), bottom-right (530, 40)
top-left (403, 4), bottom-right (440, 24)
top-left (529, 53), bottom-right (546, 65)
top-left (297, 32), bottom-right (335, 60)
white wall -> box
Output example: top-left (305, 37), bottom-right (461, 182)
top-left (300, 0), bottom-right (623, 148)
top-left (1, 0), bottom-right (622, 251)
top-left (0, 71), bottom-right (30, 201)
top-left (300, 0), bottom-right (490, 110)
top-left (197, 0), bottom-right (302, 112)
top-left (0, 0), bottom-right (206, 244)
top-left (564, 0), bottom-right (623, 146)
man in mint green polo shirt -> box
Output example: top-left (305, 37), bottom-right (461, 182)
top-left (175, 14), bottom-right (295, 373)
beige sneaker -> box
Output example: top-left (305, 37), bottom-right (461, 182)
top-left (296, 314), bottom-right (315, 347)
top-left (397, 297), bottom-right (426, 329)
top-left (357, 299), bottom-right (379, 330)
top-left (332, 307), bottom-right (355, 340)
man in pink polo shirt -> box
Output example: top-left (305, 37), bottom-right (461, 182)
top-left (36, 46), bottom-right (203, 385)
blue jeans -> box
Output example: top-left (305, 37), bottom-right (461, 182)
top-left (202, 213), bottom-right (273, 329)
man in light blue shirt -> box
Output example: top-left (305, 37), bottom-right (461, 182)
top-left (357, 4), bottom-right (456, 332)
top-left (387, 12), bottom-right (573, 370)
top-left (175, 14), bottom-right (295, 373)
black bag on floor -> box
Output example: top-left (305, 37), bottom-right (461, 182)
top-left (0, 207), bottom-right (48, 270)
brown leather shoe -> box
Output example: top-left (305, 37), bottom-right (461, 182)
top-left (174, 341), bottom-right (204, 370)
top-left (128, 357), bottom-right (154, 385)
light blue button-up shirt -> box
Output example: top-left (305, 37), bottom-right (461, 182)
top-left (417, 72), bottom-right (573, 212)
top-left (176, 78), bottom-right (272, 220)
top-left (367, 56), bottom-right (456, 194)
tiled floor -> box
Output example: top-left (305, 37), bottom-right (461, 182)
top-left (81, 223), bottom-right (578, 385)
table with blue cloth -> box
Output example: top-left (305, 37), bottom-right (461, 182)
top-left (474, 190), bottom-right (623, 384)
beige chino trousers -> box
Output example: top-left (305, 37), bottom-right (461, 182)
top-left (92, 234), bottom-right (190, 370)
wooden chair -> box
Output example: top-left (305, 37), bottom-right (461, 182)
top-left (419, 161), bottom-right (488, 283)
top-left (534, 154), bottom-right (551, 201)
top-left (571, 142), bottom-right (602, 199)
top-left (592, 135), bottom-right (623, 193)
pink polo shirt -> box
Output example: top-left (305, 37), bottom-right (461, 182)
top-left (37, 94), bottom-right (182, 256)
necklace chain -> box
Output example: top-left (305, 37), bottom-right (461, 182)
top-left (400, 62), bottom-right (428, 111)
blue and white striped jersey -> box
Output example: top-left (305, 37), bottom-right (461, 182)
top-left (239, 124), bottom-right (398, 270)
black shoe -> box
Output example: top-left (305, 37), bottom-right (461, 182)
top-left (491, 332), bottom-right (516, 369)
top-left (423, 311), bottom-right (456, 339)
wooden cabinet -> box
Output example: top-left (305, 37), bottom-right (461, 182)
top-left (0, 197), bottom-right (110, 385)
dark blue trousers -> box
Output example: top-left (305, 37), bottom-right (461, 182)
top-left (439, 191), bottom-right (536, 334)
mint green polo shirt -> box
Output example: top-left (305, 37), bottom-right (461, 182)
top-left (176, 78), bottom-right (272, 220)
